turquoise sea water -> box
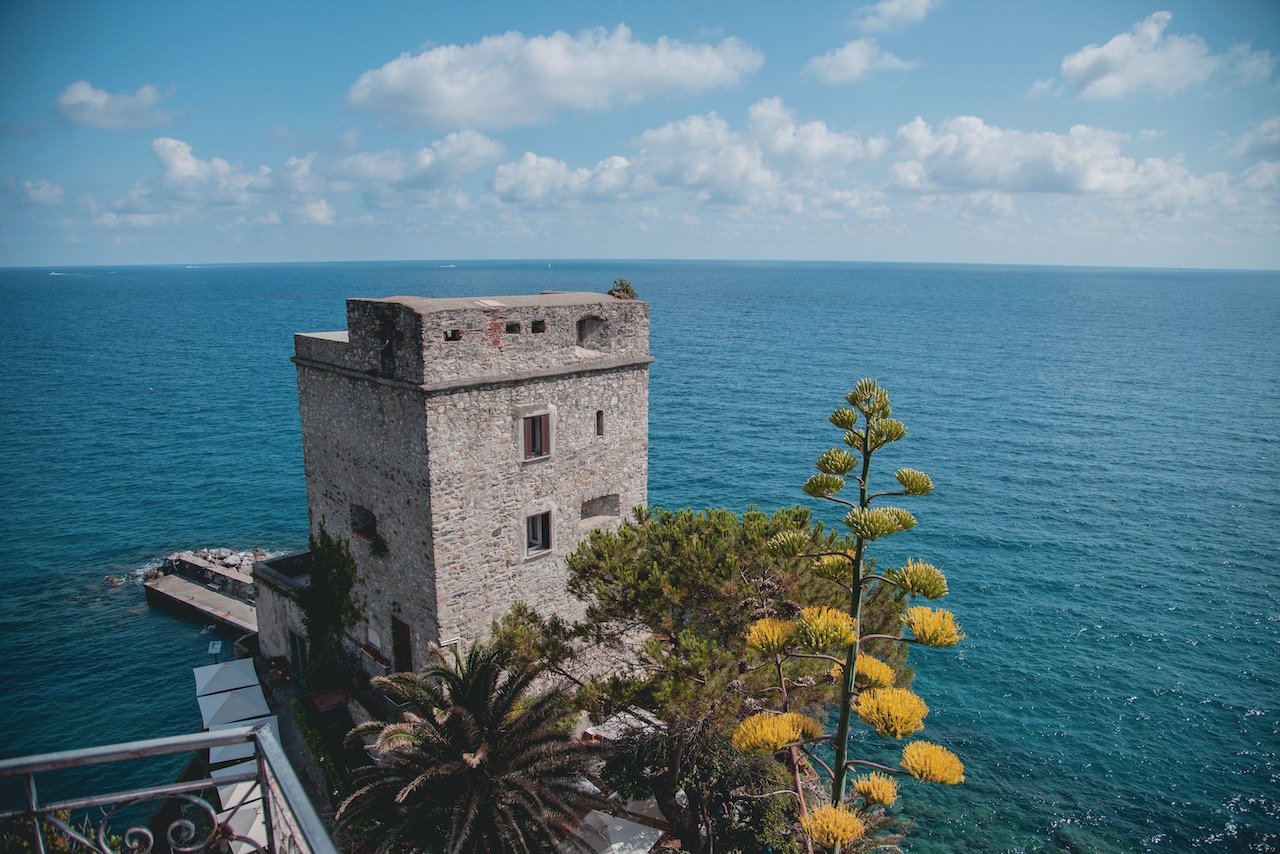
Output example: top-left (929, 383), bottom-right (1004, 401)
top-left (0, 261), bottom-right (1277, 851)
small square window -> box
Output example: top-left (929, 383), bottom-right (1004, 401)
top-left (444, 329), bottom-right (462, 342)
top-left (505, 321), bottom-right (521, 334)
top-left (526, 511), bottom-right (552, 554)
top-left (523, 413), bottom-right (550, 459)
top-left (531, 320), bottom-right (546, 333)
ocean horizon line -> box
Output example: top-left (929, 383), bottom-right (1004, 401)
top-left (6, 257), bottom-right (1280, 276)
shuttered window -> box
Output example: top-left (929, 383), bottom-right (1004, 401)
top-left (523, 413), bottom-right (550, 459)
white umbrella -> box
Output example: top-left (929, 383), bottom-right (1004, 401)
top-left (216, 801), bottom-right (266, 854)
top-left (207, 716), bottom-right (279, 765)
top-left (210, 759), bottom-right (261, 810)
top-left (198, 686), bottom-right (269, 727)
top-left (193, 659), bottom-right (258, 696)
top-left (559, 810), bottom-right (661, 854)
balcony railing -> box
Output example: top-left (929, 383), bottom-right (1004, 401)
top-left (0, 723), bottom-right (337, 854)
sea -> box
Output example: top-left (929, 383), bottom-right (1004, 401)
top-left (0, 260), bottom-right (1276, 852)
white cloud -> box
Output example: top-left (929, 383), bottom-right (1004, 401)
top-left (150, 138), bottom-right (271, 205)
top-left (22, 179), bottom-right (64, 206)
top-left (492, 153), bottom-right (632, 204)
top-left (95, 211), bottom-right (179, 228)
top-left (333, 131), bottom-right (505, 201)
top-left (748, 98), bottom-right (886, 170)
top-left (1232, 116), bottom-right (1280, 158)
top-left (805, 38), bottom-right (916, 83)
top-left (490, 98), bottom-right (885, 217)
top-left (344, 25), bottom-right (763, 128)
top-left (855, 0), bottom-right (943, 33)
top-left (1028, 78), bottom-right (1056, 97)
top-left (1226, 44), bottom-right (1276, 85)
top-left (297, 200), bottom-right (335, 224)
top-left (1059, 12), bottom-right (1264, 99)
top-left (1242, 161), bottom-right (1278, 192)
top-left (891, 115), bottom-right (1200, 198)
top-left (56, 81), bottom-right (175, 129)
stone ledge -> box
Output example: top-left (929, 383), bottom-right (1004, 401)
top-left (292, 353), bottom-right (655, 396)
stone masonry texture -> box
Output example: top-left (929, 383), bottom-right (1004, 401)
top-left (287, 292), bottom-right (651, 672)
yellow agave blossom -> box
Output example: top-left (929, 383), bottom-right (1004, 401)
top-left (894, 558), bottom-right (949, 599)
top-left (731, 712), bottom-right (823, 752)
top-left (812, 551), bottom-right (855, 581)
top-left (854, 772), bottom-right (899, 807)
top-left (801, 804), bottom-right (866, 847)
top-left (855, 654), bottom-right (895, 689)
top-left (854, 687), bottom-right (928, 739)
top-left (796, 606), bottom-right (857, 651)
top-left (746, 618), bottom-right (795, 655)
top-left (901, 740), bottom-right (965, 784)
top-left (903, 605), bottom-right (965, 647)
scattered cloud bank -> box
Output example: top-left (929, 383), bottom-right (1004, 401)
top-left (806, 38), bottom-right (916, 83)
top-left (855, 0), bottom-right (943, 33)
top-left (332, 131), bottom-right (503, 188)
top-left (892, 115), bottom-right (1190, 196)
top-left (344, 25), bottom-right (763, 128)
top-left (491, 97), bottom-right (888, 217)
top-left (1060, 12), bottom-right (1274, 99)
top-left (22, 179), bottom-right (64, 206)
top-left (56, 81), bottom-right (176, 129)
top-left (1233, 116), bottom-right (1280, 158)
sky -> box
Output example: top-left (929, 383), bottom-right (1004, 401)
top-left (1, 0), bottom-right (1277, 269)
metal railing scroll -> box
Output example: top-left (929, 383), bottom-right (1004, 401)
top-left (0, 724), bottom-right (336, 854)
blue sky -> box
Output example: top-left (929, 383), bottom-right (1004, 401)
top-left (2, 0), bottom-right (1277, 268)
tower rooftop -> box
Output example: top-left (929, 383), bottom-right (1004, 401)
top-left (368, 292), bottom-right (622, 313)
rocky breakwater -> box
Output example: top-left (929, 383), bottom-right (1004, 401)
top-left (151, 547), bottom-right (268, 603)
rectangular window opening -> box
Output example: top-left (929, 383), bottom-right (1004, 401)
top-left (596, 410), bottom-right (605, 436)
top-left (350, 503), bottom-right (377, 541)
top-left (504, 321), bottom-right (521, 334)
top-left (526, 511), bottom-right (552, 554)
top-left (531, 319), bottom-right (546, 333)
top-left (444, 329), bottom-right (462, 342)
top-left (391, 616), bottom-right (413, 673)
top-left (523, 413), bottom-right (550, 459)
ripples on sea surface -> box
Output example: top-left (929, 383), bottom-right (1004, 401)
top-left (0, 261), bottom-right (1276, 851)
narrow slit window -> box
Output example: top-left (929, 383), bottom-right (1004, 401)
top-left (596, 410), bottom-right (605, 436)
top-left (351, 504), bottom-right (377, 541)
top-left (523, 413), bottom-right (550, 459)
top-left (526, 511), bottom-right (552, 554)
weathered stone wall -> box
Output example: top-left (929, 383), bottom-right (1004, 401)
top-left (295, 364), bottom-right (438, 664)
top-left (346, 294), bottom-right (649, 387)
top-left (426, 363), bottom-right (649, 644)
top-left (254, 575), bottom-right (302, 662)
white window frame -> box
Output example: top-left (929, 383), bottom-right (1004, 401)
top-left (525, 509), bottom-right (553, 558)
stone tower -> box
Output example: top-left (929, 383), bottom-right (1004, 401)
top-left (287, 292), bottom-right (650, 673)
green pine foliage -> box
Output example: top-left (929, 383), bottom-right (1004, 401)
top-left (493, 505), bottom-right (908, 851)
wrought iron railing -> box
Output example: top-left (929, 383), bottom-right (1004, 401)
top-left (0, 723), bottom-right (337, 854)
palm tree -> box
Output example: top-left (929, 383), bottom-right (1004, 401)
top-left (336, 643), bottom-right (607, 853)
